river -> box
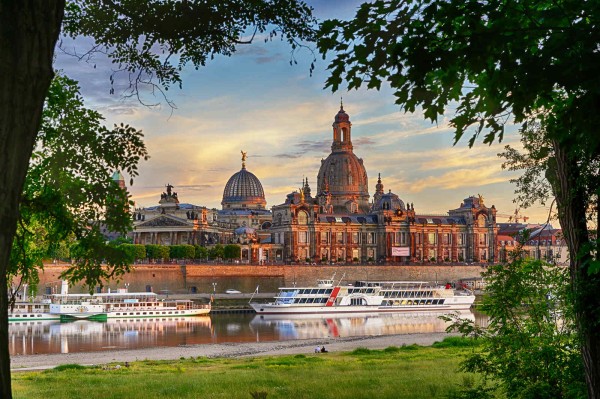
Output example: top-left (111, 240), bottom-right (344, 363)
top-left (8, 310), bottom-right (487, 356)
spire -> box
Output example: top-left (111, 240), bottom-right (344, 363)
top-left (374, 173), bottom-right (384, 203)
top-left (303, 177), bottom-right (311, 198)
top-left (340, 96), bottom-right (344, 111)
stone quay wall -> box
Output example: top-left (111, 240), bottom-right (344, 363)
top-left (31, 263), bottom-right (486, 296)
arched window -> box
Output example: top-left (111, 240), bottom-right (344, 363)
top-left (297, 211), bottom-right (308, 225)
top-left (478, 214), bottom-right (487, 227)
top-left (342, 127), bottom-right (349, 142)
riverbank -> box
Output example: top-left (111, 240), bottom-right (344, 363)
top-left (10, 331), bottom-right (457, 371)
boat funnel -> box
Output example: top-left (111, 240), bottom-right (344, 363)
top-left (61, 280), bottom-right (69, 295)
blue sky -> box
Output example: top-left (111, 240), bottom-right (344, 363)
top-left (55, 0), bottom-right (550, 223)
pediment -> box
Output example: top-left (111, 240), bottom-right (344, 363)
top-left (137, 215), bottom-right (190, 228)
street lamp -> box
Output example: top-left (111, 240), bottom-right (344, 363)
top-left (212, 282), bottom-right (217, 294)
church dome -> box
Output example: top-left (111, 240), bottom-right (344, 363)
top-left (317, 104), bottom-right (370, 213)
top-left (222, 164), bottom-right (267, 210)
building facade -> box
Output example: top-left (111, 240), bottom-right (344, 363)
top-left (269, 105), bottom-right (499, 264)
top-left (129, 104), bottom-right (499, 265)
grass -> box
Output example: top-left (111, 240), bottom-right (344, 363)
top-left (12, 338), bottom-right (486, 399)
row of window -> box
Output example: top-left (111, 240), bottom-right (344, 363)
top-left (279, 288), bottom-right (333, 296)
top-left (382, 299), bottom-right (445, 306)
top-left (382, 290), bottom-right (435, 298)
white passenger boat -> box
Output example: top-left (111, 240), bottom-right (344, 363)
top-left (8, 301), bottom-right (58, 322)
top-left (250, 279), bottom-right (475, 315)
top-left (49, 292), bottom-right (210, 321)
top-left (9, 282), bottom-right (210, 322)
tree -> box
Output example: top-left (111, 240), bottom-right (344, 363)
top-left (444, 250), bottom-right (585, 398)
top-left (194, 245), bottom-right (209, 260)
top-left (209, 244), bottom-right (225, 260)
top-left (6, 72), bottom-right (148, 396)
top-left (145, 244), bottom-right (170, 261)
top-left (1, 2), bottom-right (315, 397)
top-left (10, 72), bottom-right (148, 291)
top-left (318, 1), bottom-right (600, 396)
top-left (223, 244), bottom-right (242, 260)
top-left (169, 244), bottom-right (195, 260)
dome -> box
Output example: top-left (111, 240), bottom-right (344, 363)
top-left (317, 152), bottom-right (369, 210)
top-left (335, 106), bottom-right (349, 123)
top-left (372, 190), bottom-right (406, 212)
top-left (317, 104), bottom-right (370, 213)
top-left (222, 168), bottom-right (267, 210)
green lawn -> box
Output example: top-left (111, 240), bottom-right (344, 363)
top-left (12, 340), bottom-right (484, 399)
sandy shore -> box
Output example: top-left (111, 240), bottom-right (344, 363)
top-left (10, 332), bottom-right (454, 371)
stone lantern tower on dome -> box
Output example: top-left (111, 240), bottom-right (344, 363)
top-left (317, 102), bottom-right (370, 213)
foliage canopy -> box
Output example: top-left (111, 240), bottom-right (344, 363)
top-left (9, 74), bottom-right (148, 296)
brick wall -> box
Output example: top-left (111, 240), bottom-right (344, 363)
top-left (30, 263), bottom-right (486, 295)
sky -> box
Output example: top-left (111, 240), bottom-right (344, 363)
top-left (54, 0), bottom-right (551, 223)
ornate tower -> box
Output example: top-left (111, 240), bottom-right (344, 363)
top-left (317, 103), bottom-right (370, 213)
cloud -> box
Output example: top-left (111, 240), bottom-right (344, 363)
top-left (407, 167), bottom-right (510, 193)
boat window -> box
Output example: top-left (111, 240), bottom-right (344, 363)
top-left (318, 289), bottom-right (325, 294)
top-left (311, 289), bottom-right (318, 294)
top-left (299, 298), bottom-right (307, 304)
top-left (326, 289), bottom-right (333, 294)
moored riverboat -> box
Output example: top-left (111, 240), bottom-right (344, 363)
top-left (250, 279), bottom-right (475, 315)
top-left (9, 282), bottom-right (210, 322)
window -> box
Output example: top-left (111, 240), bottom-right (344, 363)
top-left (321, 231), bottom-right (329, 244)
top-left (428, 233), bottom-right (437, 244)
top-left (298, 211), bottom-right (308, 225)
top-left (442, 233), bottom-right (451, 245)
top-left (367, 232), bottom-right (376, 244)
top-left (298, 231), bottom-right (308, 243)
top-left (337, 232), bottom-right (344, 244)
top-left (352, 232), bottom-right (359, 244)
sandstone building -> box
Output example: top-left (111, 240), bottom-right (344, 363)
top-left (130, 104), bottom-right (499, 264)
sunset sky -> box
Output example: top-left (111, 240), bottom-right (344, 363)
top-left (55, 0), bottom-right (551, 223)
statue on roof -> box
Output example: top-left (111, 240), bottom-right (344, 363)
top-left (166, 183), bottom-right (173, 196)
top-left (241, 150), bottom-right (247, 169)
top-left (478, 193), bottom-right (484, 204)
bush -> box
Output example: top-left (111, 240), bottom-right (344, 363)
top-left (431, 337), bottom-right (477, 348)
top-left (169, 244), bottom-right (195, 259)
top-left (443, 257), bottom-right (585, 398)
top-left (145, 244), bottom-right (169, 261)
top-left (223, 244), bottom-right (241, 260)
top-left (194, 245), bottom-right (208, 259)
top-left (53, 364), bottom-right (86, 372)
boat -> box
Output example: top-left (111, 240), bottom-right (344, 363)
top-left (8, 301), bottom-right (59, 322)
top-left (9, 281), bottom-right (210, 322)
top-left (249, 279), bottom-right (475, 315)
top-left (48, 291), bottom-right (210, 321)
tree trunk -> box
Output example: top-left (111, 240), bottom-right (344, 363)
top-left (552, 139), bottom-right (600, 398)
top-left (0, 2), bottom-right (64, 397)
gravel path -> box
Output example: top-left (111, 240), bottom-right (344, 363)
top-left (10, 332), bottom-right (454, 371)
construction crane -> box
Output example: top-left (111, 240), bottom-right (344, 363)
top-left (497, 208), bottom-right (529, 223)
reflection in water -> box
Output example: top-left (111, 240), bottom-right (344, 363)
top-left (249, 311), bottom-right (475, 340)
top-left (9, 311), bottom-right (482, 355)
